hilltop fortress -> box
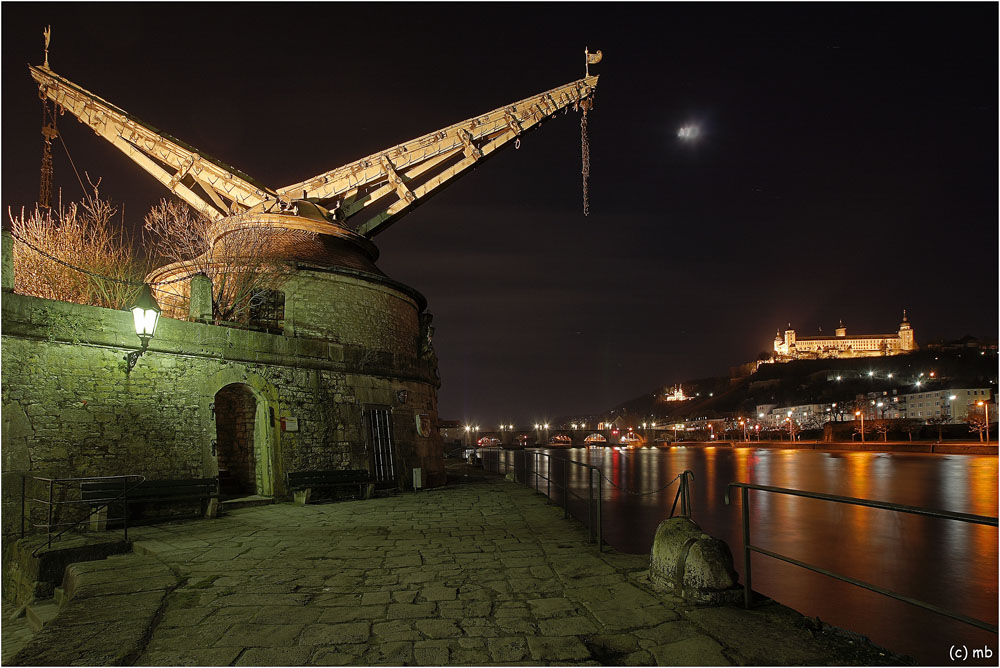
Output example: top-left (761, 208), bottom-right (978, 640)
top-left (773, 311), bottom-right (916, 361)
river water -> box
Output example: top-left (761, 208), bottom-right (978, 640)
top-left (495, 446), bottom-right (997, 665)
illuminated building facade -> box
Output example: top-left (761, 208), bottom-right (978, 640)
top-left (773, 311), bottom-right (916, 361)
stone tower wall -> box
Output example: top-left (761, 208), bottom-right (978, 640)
top-left (284, 271), bottom-right (421, 355)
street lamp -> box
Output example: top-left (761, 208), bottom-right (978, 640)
top-left (125, 284), bottom-right (161, 374)
top-left (855, 410), bottom-right (865, 444)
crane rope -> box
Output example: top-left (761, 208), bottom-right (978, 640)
top-left (580, 98), bottom-right (592, 216)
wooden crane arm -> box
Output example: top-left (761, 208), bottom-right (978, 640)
top-left (278, 75), bottom-right (599, 238)
top-left (29, 65), bottom-right (281, 221)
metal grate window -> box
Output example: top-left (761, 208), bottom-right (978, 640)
top-left (365, 406), bottom-right (397, 485)
top-left (247, 290), bottom-right (285, 334)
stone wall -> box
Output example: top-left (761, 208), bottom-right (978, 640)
top-left (1, 278), bottom-right (444, 566)
top-left (284, 270), bottom-right (422, 355)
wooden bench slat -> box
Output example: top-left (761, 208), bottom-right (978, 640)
top-left (81, 479), bottom-right (218, 502)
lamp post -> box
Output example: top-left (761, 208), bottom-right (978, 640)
top-left (977, 401), bottom-right (990, 444)
top-left (125, 284), bottom-right (161, 374)
top-left (855, 410), bottom-right (865, 444)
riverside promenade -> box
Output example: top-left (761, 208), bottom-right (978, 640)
top-left (7, 466), bottom-right (905, 666)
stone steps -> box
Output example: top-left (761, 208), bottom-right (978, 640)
top-left (25, 601), bottom-right (59, 632)
top-left (221, 495), bottom-right (274, 511)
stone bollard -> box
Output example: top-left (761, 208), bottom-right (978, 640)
top-left (649, 517), bottom-right (742, 605)
top-left (189, 272), bottom-right (213, 322)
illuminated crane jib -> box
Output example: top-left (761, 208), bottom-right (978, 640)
top-left (30, 49), bottom-right (601, 241)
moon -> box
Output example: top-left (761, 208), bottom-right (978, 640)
top-left (677, 125), bottom-right (700, 140)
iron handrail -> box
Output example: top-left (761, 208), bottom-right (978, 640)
top-left (478, 447), bottom-right (606, 550)
top-left (476, 448), bottom-right (696, 551)
top-left (725, 481), bottom-right (998, 634)
top-left (23, 474), bottom-right (146, 552)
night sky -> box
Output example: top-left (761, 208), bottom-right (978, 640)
top-left (3, 4), bottom-right (996, 425)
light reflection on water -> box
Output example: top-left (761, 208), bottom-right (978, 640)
top-left (510, 446), bottom-right (998, 666)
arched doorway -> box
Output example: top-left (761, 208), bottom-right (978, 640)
top-left (215, 383), bottom-right (261, 497)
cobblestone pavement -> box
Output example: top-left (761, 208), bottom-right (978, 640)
top-left (10, 477), bottom-right (904, 666)
top-left (2, 601), bottom-right (34, 663)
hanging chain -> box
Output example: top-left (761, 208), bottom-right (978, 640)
top-left (580, 98), bottom-right (591, 216)
top-left (39, 96), bottom-right (58, 210)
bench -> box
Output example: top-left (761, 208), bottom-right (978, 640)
top-left (81, 478), bottom-right (219, 527)
top-left (286, 469), bottom-right (372, 505)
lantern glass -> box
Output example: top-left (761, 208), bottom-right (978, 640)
top-left (132, 306), bottom-right (159, 338)
top-left (130, 285), bottom-right (161, 341)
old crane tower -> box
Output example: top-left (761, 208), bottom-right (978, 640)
top-left (22, 47), bottom-right (601, 497)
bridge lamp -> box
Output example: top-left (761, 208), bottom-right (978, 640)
top-left (125, 284), bottom-right (161, 374)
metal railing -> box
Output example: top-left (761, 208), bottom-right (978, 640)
top-left (474, 447), bottom-right (695, 552)
top-left (725, 482), bottom-right (999, 633)
top-left (22, 474), bottom-right (145, 551)
top-left (479, 447), bottom-right (605, 550)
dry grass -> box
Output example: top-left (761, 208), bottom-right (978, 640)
top-left (9, 186), bottom-right (147, 310)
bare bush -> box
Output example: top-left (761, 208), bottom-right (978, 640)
top-left (9, 184), bottom-right (147, 309)
top-left (143, 199), bottom-right (308, 325)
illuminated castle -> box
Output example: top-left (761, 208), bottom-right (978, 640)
top-left (773, 311), bottom-right (916, 361)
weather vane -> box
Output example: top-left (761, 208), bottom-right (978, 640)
top-left (585, 46), bottom-right (602, 77)
top-left (43, 25), bottom-right (51, 69)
